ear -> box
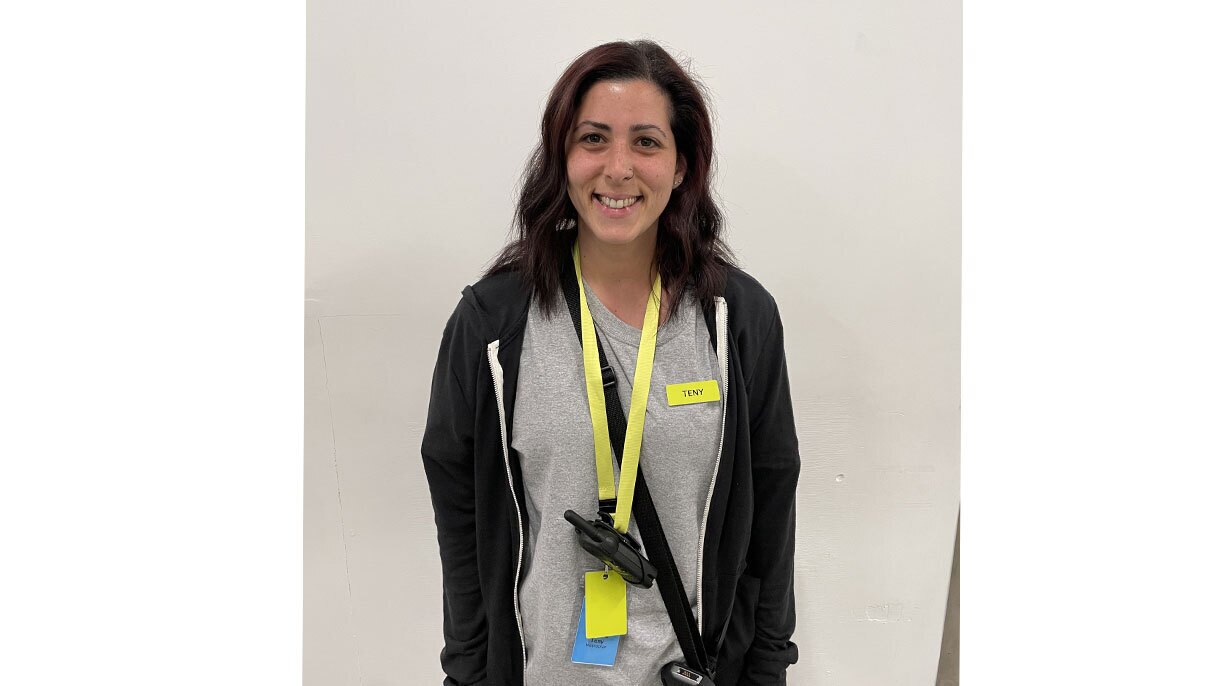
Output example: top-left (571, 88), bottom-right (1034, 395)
top-left (675, 154), bottom-right (688, 186)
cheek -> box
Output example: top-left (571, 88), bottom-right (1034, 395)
top-left (566, 153), bottom-right (594, 184)
top-left (642, 159), bottom-right (678, 188)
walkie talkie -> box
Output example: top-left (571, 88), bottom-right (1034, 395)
top-left (564, 509), bottom-right (657, 588)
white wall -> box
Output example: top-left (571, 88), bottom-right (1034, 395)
top-left (306, 1), bottom-right (960, 684)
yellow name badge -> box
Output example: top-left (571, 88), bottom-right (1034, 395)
top-left (666, 380), bottom-right (721, 406)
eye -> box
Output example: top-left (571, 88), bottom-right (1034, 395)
top-left (638, 137), bottom-right (660, 148)
top-left (580, 133), bottom-right (605, 144)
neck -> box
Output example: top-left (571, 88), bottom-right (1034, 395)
top-left (575, 230), bottom-right (657, 292)
top-left (576, 229), bottom-right (669, 328)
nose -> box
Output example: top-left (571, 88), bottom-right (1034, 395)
top-left (604, 140), bottom-right (633, 182)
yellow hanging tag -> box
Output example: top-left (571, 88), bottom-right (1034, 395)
top-left (665, 380), bottom-right (721, 406)
top-left (583, 570), bottom-right (628, 638)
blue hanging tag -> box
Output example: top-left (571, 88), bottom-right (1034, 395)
top-left (571, 600), bottom-right (620, 666)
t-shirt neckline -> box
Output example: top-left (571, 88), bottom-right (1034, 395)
top-left (581, 279), bottom-right (689, 348)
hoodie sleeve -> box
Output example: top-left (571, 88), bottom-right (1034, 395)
top-left (739, 302), bottom-right (801, 683)
top-left (421, 298), bottom-right (490, 686)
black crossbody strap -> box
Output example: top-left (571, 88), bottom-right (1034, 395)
top-left (560, 262), bottom-right (710, 674)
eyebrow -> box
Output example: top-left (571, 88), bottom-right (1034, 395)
top-left (575, 120), bottom-right (668, 139)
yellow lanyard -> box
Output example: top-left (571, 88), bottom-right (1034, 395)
top-left (572, 243), bottom-right (661, 535)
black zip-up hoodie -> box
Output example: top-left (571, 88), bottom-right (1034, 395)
top-left (421, 264), bottom-right (800, 685)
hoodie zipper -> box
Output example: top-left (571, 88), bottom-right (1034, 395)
top-left (695, 296), bottom-right (729, 633)
top-left (487, 340), bottom-right (527, 672)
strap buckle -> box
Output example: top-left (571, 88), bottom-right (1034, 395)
top-left (600, 363), bottom-right (616, 388)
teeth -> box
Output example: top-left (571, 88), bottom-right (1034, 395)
top-left (596, 194), bottom-right (639, 209)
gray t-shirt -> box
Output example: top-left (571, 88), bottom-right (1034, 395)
top-left (512, 283), bottom-right (723, 685)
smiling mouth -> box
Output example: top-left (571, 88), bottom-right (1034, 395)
top-left (594, 194), bottom-right (641, 209)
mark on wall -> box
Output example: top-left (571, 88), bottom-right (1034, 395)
top-left (855, 602), bottom-right (913, 623)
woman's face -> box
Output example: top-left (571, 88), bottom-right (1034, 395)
top-left (566, 79), bottom-right (686, 251)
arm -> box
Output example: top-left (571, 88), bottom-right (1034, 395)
top-left (739, 306), bottom-right (801, 683)
top-left (420, 300), bottom-right (488, 685)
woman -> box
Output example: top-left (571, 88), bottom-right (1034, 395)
top-left (422, 40), bottom-right (800, 685)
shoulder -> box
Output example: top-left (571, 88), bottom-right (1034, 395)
top-left (448, 268), bottom-right (532, 344)
top-left (722, 265), bottom-right (782, 335)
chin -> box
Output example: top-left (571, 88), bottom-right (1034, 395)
top-left (580, 222), bottom-right (655, 248)
top-left (588, 224), bottom-right (645, 244)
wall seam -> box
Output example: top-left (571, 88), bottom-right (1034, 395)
top-left (317, 317), bottom-right (365, 685)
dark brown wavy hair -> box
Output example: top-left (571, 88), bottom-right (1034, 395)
top-left (485, 40), bottom-right (734, 315)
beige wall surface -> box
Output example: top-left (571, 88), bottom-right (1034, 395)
top-left (306, 1), bottom-right (960, 684)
